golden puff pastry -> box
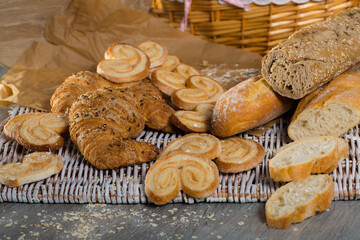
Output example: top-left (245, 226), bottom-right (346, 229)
top-left (174, 63), bottom-right (200, 79)
top-left (150, 69), bottom-right (186, 96)
top-left (69, 87), bottom-right (159, 169)
top-left (215, 137), bottom-right (265, 173)
top-left (145, 151), bottom-right (219, 205)
top-left (171, 104), bottom-right (214, 133)
top-left (8, 113), bottom-right (68, 152)
top-left (4, 112), bottom-right (42, 139)
top-left (138, 40), bottom-right (168, 69)
top-left (171, 75), bottom-right (226, 110)
top-left (158, 133), bottom-right (221, 160)
top-left (155, 55), bottom-right (182, 71)
top-left (0, 152), bottom-right (64, 187)
top-left (97, 43), bottom-right (150, 83)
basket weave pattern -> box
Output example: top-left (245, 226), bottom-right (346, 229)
top-left (1, 105), bottom-right (359, 204)
top-left (164, 0), bottom-right (359, 54)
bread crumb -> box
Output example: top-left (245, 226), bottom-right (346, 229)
top-left (23, 215), bottom-right (28, 219)
top-left (220, 222), bottom-right (223, 225)
top-left (293, 227), bottom-right (299, 232)
top-left (217, 235), bottom-right (222, 239)
top-left (150, 223), bottom-right (158, 227)
top-left (191, 236), bottom-right (197, 239)
top-left (159, 232), bottom-right (166, 237)
top-left (238, 221), bottom-right (245, 226)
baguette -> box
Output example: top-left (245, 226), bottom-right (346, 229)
top-left (266, 174), bottom-right (334, 229)
top-left (262, 8), bottom-right (360, 99)
top-left (269, 136), bottom-right (348, 182)
top-left (211, 76), bottom-right (295, 137)
top-left (288, 72), bottom-right (360, 140)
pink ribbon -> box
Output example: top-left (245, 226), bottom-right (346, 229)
top-left (179, 0), bottom-right (250, 32)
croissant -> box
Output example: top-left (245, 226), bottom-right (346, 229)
top-left (124, 79), bottom-right (176, 133)
top-left (69, 87), bottom-right (159, 169)
top-left (50, 71), bottom-right (137, 113)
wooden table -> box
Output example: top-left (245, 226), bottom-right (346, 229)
top-left (0, 66), bottom-right (360, 240)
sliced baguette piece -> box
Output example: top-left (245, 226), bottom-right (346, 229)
top-left (0, 152), bottom-right (64, 187)
top-left (269, 136), bottom-right (347, 182)
top-left (288, 72), bottom-right (360, 140)
top-left (266, 174), bottom-right (334, 229)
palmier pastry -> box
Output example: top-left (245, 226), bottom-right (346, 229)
top-left (171, 104), bottom-right (214, 133)
top-left (145, 152), bottom-right (219, 205)
top-left (69, 87), bottom-right (159, 169)
top-left (50, 71), bottom-right (137, 113)
top-left (215, 137), bottom-right (265, 173)
top-left (14, 113), bottom-right (68, 151)
top-left (155, 55), bottom-right (182, 71)
top-left (174, 63), bottom-right (200, 79)
top-left (0, 152), bottom-right (64, 187)
top-left (158, 133), bottom-right (221, 160)
top-left (4, 112), bottom-right (42, 139)
top-left (97, 43), bottom-right (150, 83)
top-left (138, 40), bottom-right (168, 68)
top-left (150, 69), bottom-right (186, 96)
top-left (171, 75), bottom-right (226, 110)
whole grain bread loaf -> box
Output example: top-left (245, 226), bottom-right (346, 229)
top-left (262, 8), bottom-right (360, 99)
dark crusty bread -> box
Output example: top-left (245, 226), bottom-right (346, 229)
top-left (262, 8), bottom-right (360, 99)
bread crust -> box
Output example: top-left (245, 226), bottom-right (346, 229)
top-left (288, 72), bottom-right (360, 140)
top-left (269, 136), bottom-right (348, 182)
top-left (211, 76), bottom-right (295, 137)
top-left (266, 175), bottom-right (334, 229)
top-left (262, 8), bottom-right (360, 99)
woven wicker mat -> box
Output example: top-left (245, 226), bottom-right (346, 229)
top-left (0, 105), bottom-right (359, 204)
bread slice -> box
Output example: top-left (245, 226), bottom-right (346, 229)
top-left (0, 152), bottom-right (64, 187)
top-left (288, 72), bottom-right (360, 140)
top-left (266, 174), bottom-right (334, 229)
top-left (269, 136), bottom-right (348, 182)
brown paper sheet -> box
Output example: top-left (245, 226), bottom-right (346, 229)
top-left (0, 0), bottom-right (262, 111)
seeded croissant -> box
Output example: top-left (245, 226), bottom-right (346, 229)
top-left (69, 87), bottom-right (159, 169)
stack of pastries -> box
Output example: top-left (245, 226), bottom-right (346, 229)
top-left (1, 8), bottom-right (360, 229)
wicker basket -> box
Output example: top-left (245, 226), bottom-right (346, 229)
top-left (161, 0), bottom-right (359, 54)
